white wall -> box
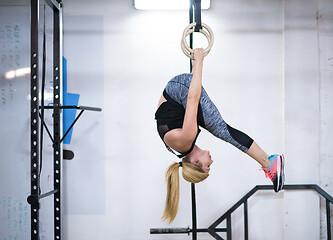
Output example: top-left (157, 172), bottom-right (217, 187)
top-left (61, 0), bottom-right (333, 239)
top-left (284, 0), bottom-right (333, 239)
top-left (284, 1), bottom-right (320, 239)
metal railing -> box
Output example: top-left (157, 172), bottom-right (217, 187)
top-left (151, 184), bottom-right (333, 240)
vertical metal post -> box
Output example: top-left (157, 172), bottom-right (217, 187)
top-left (189, 1), bottom-right (197, 239)
top-left (327, 199), bottom-right (331, 240)
top-left (226, 215), bottom-right (231, 240)
top-left (191, 183), bottom-right (197, 240)
top-left (30, 0), bottom-right (40, 239)
top-left (53, 4), bottom-right (62, 240)
top-left (244, 200), bottom-right (248, 240)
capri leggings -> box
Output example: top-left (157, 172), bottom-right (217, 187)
top-left (165, 73), bottom-right (254, 153)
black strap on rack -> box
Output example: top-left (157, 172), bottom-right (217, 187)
top-left (40, 1), bottom-right (46, 193)
top-left (189, 0), bottom-right (194, 70)
top-left (189, 0), bottom-right (202, 71)
top-left (193, 0), bottom-right (202, 32)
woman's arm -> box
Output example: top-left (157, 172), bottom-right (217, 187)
top-left (182, 48), bottom-right (204, 136)
top-left (164, 48), bottom-right (205, 152)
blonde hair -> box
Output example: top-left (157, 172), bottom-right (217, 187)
top-left (162, 156), bottom-right (209, 224)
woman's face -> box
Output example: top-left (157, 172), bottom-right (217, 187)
top-left (190, 148), bottom-right (213, 173)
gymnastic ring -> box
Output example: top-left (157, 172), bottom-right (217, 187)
top-left (181, 22), bottom-right (214, 58)
top-left (181, 22), bottom-right (214, 59)
top-left (181, 28), bottom-right (212, 58)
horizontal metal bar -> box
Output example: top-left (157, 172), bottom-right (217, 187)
top-left (150, 228), bottom-right (226, 234)
top-left (208, 228), bottom-right (226, 233)
top-left (44, 0), bottom-right (60, 11)
top-left (39, 189), bottom-right (59, 199)
top-left (257, 184), bottom-right (317, 190)
top-left (40, 105), bottom-right (102, 112)
top-left (150, 228), bottom-right (190, 234)
top-left (76, 106), bottom-right (102, 111)
top-left (257, 184), bottom-right (333, 203)
top-left (210, 184), bottom-right (333, 230)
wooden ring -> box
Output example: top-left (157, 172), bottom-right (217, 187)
top-left (181, 22), bottom-right (214, 59)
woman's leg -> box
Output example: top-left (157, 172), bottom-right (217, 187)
top-left (165, 74), bottom-right (285, 192)
top-left (165, 73), bottom-right (271, 167)
top-left (199, 87), bottom-right (273, 168)
top-left (246, 142), bottom-right (271, 168)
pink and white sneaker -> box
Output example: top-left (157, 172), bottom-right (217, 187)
top-left (261, 154), bottom-right (285, 192)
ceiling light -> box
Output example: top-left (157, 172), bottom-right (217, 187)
top-left (134, 0), bottom-right (210, 10)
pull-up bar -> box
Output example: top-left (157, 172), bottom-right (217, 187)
top-left (38, 105), bottom-right (102, 144)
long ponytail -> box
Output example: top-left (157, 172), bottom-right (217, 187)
top-left (162, 162), bottom-right (180, 224)
top-left (162, 157), bottom-right (209, 224)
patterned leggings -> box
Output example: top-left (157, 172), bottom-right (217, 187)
top-left (165, 73), bottom-right (253, 153)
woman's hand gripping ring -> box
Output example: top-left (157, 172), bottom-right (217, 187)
top-left (181, 22), bottom-right (214, 59)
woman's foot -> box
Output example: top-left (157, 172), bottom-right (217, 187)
top-left (261, 154), bottom-right (285, 192)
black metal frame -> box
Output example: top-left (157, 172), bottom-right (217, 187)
top-left (28, 1), bottom-right (102, 239)
top-left (40, 106), bottom-right (102, 144)
top-left (151, 184), bottom-right (333, 240)
top-left (29, 1), bottom-right (62, 240)
top-left (53, 2), bottom-right (61, 239)
top-left (209, 184), bottom-right (333, 240)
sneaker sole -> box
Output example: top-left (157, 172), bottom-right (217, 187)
top-left (278, 154), bottom-right (285, 191)
top-left (275, 155), bottom-right (281, 192)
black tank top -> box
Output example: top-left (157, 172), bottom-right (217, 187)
top-left (155, 90), bottom-right (205, 158)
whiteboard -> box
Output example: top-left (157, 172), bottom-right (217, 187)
top-left (0, 6), bottom-right (32, 240)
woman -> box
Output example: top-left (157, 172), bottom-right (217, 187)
top-left (155, 48), bottom-right (285, 224)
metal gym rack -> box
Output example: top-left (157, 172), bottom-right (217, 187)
top-left (28, 1), bottom-right (62, 239)
top-left (27, 1), bottom-right (102, 239)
